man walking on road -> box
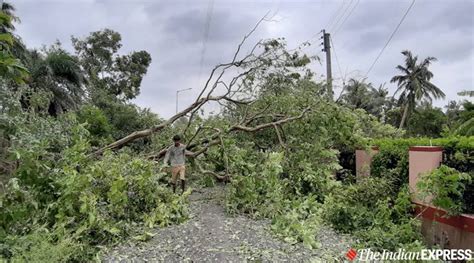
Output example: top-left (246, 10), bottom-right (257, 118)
top-left (163, 135), bottom-right (193, 193)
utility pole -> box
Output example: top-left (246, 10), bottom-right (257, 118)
top-left (176, 88), bottom-right (192, 114)
top-left (322, 30), bottom-right (333, 98)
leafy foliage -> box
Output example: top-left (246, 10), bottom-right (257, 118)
top-left (271, 196), bottom-right (322, 249)
top-left (2, 1), bottom-right (472, 257)
top-left (406, 103), bottom-right (447, 137)
top-left (72, 29), bottom-right (152, 101)
top-left (25, 44), bottom-right (85, 116)
top-left (391, 50), bottom-right (445, 129)
top-left (417, 165), bottom-right (472, 215)
top-left (225, 152), bottom-right (323, 249)
top-left (0, 9), bottom-right (28, 84)
top-left (321, 180), bottom-right (424, 250)
top-left (0, 98), bottom-right (188, 261)
top-left (226, 152), bottom-right (286, 219)
top-left (76, 104), bottom-right (113, 146)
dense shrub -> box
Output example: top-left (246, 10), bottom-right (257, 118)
top-left (225, 152), bottom-right (324, 249)
top-left (271, 196), bottom-right (322, 249)
top-left (371, 136), bottom-right (474, 213)
top-left (417, 165), bottom-right (471, 215)
top-left (370, 146), bottom-right (409, 195)
top-left (226, 152), bottom-right (287, 219)
top-left (321, 177), bottom-right (394, 232)
top-left (76, 104), bottom-right (113, 146)
top-left (321, 179), bottom-right (425, 250)
top-left (0, 109), bottom-right (188, 261)
top-left (95, 96), bottom-right (161, 139)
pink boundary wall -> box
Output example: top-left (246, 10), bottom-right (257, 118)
top-left (355, 147), bottom-right (379, 178)
top-left (408, 146), bottom-right (443, 204)
top-left (409, 146), bottom-right (474, 249)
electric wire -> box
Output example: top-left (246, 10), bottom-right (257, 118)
top-left (326, 0), bottom-right (346, 30)
top-left (330, 36), bottom-right (344, 86)
top-left (198, 0), bottom-right (215, 83)
top-left (310, 0), bottom-right (345, 41)
top-left (364, 0), bottom-right (416, 78)
top-left (333, 0), bottom-right (360, 36)
top-left (330, 0), bottom-right (354, 32)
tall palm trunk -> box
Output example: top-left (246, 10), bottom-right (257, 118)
top-left (399, 104), bottom-right (409, 129)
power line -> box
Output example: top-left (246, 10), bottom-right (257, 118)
top-left (330, 36), bottom-right (344, 86)
top-left (198, 0), bottom-right (215, 82)
top-left (326, 0), bottom-right (347, 30)
top-left (179, 0), bottom-right (213, 113)
top-left (333, 0), bottom-right (360, 36)
top-left (330, 0), bottom-right (354, 32)
top-left (309, 0), bottom-right (346, 45)
top-left (364, 0), bottom-right (416, 78)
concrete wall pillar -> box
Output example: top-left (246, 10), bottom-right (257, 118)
top-left (355, 147), bottom-right (379, 178)
top-left (408, 146), bottom-right (443, 204)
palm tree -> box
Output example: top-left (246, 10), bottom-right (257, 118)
top-left (0, 2), bottom-right (19, 33)
top-left (27, 47), bottom-right (85, 115)
top-left (458, 90), bottom-right (474, 97)
top-left (339, 79), bottom-right (391, 119)
top-left (340, 79), bottom-right (372, 109)
top-left (391, 50), bottom-right (445, 129)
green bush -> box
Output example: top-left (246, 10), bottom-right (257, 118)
top-left (417, 165), bottom-right (472, 215)
top-left (353, 190), bottom-right (424, 251)
top-left (76, 104), bottom-right (113, 146)
top-left (0, 113), bottom-right (188, 261)
top-left (271, 196), bottom-right (321, 249)
top-left (284, 144), bottom-right (341, 199)
top-left (321, 179), bottom-right (425, 250)
top-left (226, 152), bottom-right (286, 219)
top-left (371, 146), bottom-right (409, 196)
top-left (226, 152), bottom-right (324, 248)
top-left (321, 177), bottom-right (393, 232)
top-left (371, 136), bottom-right (474, 213)
top-left (96, 96), bottom-right (161, 139)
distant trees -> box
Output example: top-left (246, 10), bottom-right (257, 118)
top-left (458, 90), bottom-right (474, 97)
top-left (25, 45), bottom-right (85, 115)
top-left (69, 29), bottom-right (156, 142)
top-left (0, 1), bottom-right (159, 145)
top-left (337, 50), bottom-right (470, 138)
top-left (72, 29), bottom-right (152, 101)
top-left (454, 101), bottom-right (474, 136)
top-left (338, 79), bottom-right (393, 120)
top-left (406, 102), bottom-right (446, 137)
top-left (391, 50), bottom-right (445, 129)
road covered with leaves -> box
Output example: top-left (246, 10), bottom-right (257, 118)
top-left (103, 186), bottom-right (353, 262)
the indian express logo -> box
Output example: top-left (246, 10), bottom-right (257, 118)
top-left (347, 248), bottom-right (473, 261)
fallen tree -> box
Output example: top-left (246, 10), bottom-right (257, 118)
top-left (94, 14), bottom-right (314, 158)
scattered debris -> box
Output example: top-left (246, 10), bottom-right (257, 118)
top-left (102, 186), bottom-right (353, 262)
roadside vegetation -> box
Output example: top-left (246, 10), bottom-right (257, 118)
top-left (0, 3), bottom-right (472, 261)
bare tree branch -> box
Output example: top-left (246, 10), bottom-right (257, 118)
top-left (230, 107), bottom-right (311, 132)
top-left (92, 13), bottom-right (311, 157)
top-left (147, 106), bottom-right (310, 161)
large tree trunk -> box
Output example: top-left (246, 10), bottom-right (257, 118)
top-left (399, 104), bottom-right (409, 129)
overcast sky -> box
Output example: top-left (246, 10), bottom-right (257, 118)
top-left (15, 0), bottom-right (474, 118)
